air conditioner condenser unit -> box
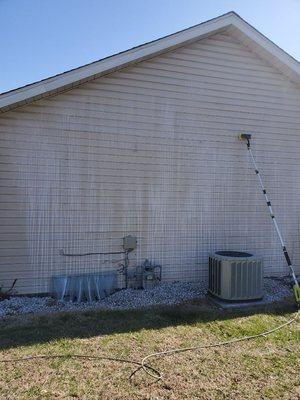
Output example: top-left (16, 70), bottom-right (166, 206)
top-left (208, 251), bottom-right (263, 301)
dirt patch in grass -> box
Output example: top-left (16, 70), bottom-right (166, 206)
top-left (0, 301), bottom-right (299, 399)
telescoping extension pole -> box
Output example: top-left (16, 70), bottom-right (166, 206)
top-left (239, 133), bottom-right (300, 303)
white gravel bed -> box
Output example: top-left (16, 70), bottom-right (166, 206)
top-left (0, 277), bottom-right (294, 319)
top-left (263, 277), bottom-right (293, 302)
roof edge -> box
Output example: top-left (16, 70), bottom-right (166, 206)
top-left (1, 11), bottom-right (299, 112)
top-left (228, 14), bottom-right (300, 82)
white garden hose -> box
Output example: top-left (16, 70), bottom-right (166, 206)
top-left (1, 309), bottom-right (298, 383)
top-left (132, 309), bottom-right (299, 380)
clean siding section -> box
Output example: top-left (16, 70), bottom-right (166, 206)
top-left (0, 32), bottom-right (300, 293)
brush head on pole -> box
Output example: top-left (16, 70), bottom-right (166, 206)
top-left (239, 133), bottom-right (252, 140)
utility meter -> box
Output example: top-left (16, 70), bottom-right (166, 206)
top-left (123, 235), bottom-right (137, 252)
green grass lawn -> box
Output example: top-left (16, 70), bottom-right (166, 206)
top-left (0, 300), bottom-right (299, 399)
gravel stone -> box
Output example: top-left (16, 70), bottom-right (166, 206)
top-left (263, 277), bottom-right (293, 302)
top-left (0, 277), bottom-right (295, 319)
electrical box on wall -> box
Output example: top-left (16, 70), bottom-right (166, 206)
top-left (123, 235), bottom-right (137, 252)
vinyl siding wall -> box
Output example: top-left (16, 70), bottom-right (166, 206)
top-left (1, 31), bottom-right (300, 294)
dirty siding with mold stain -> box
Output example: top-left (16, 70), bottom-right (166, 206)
top-left (1, 32), bottom-right (300, 294)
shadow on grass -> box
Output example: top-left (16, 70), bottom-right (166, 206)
top-left (0, 298), bottom-right (296, 351)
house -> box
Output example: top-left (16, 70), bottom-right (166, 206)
top-left (0, 12), bottom-right (300, 294)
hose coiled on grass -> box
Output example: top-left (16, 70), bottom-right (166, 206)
top-left (1, 310), bottom-right (298, 383)
top-left (0, 353), bottom-right (161, 380)
top-left (130, 309), bottom-right (299, 380)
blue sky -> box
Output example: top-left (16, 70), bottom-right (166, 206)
top-left (1, 0), bottom-right (300, 93)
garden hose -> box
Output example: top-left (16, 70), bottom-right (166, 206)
top-left (132, 308), bottom-right (299, 380)
top-left (0, 308), bottom-right (298, 383)
top-left (0, 353), bottom-right (161, 380)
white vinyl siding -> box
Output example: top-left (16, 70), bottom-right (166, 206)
top-left (0, 32), bottom-right (300, 293)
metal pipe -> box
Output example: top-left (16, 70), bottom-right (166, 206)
top-left (242, 136), bottom-right (299, 288)
top-left (60, 249), bottom-right (126, 257)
